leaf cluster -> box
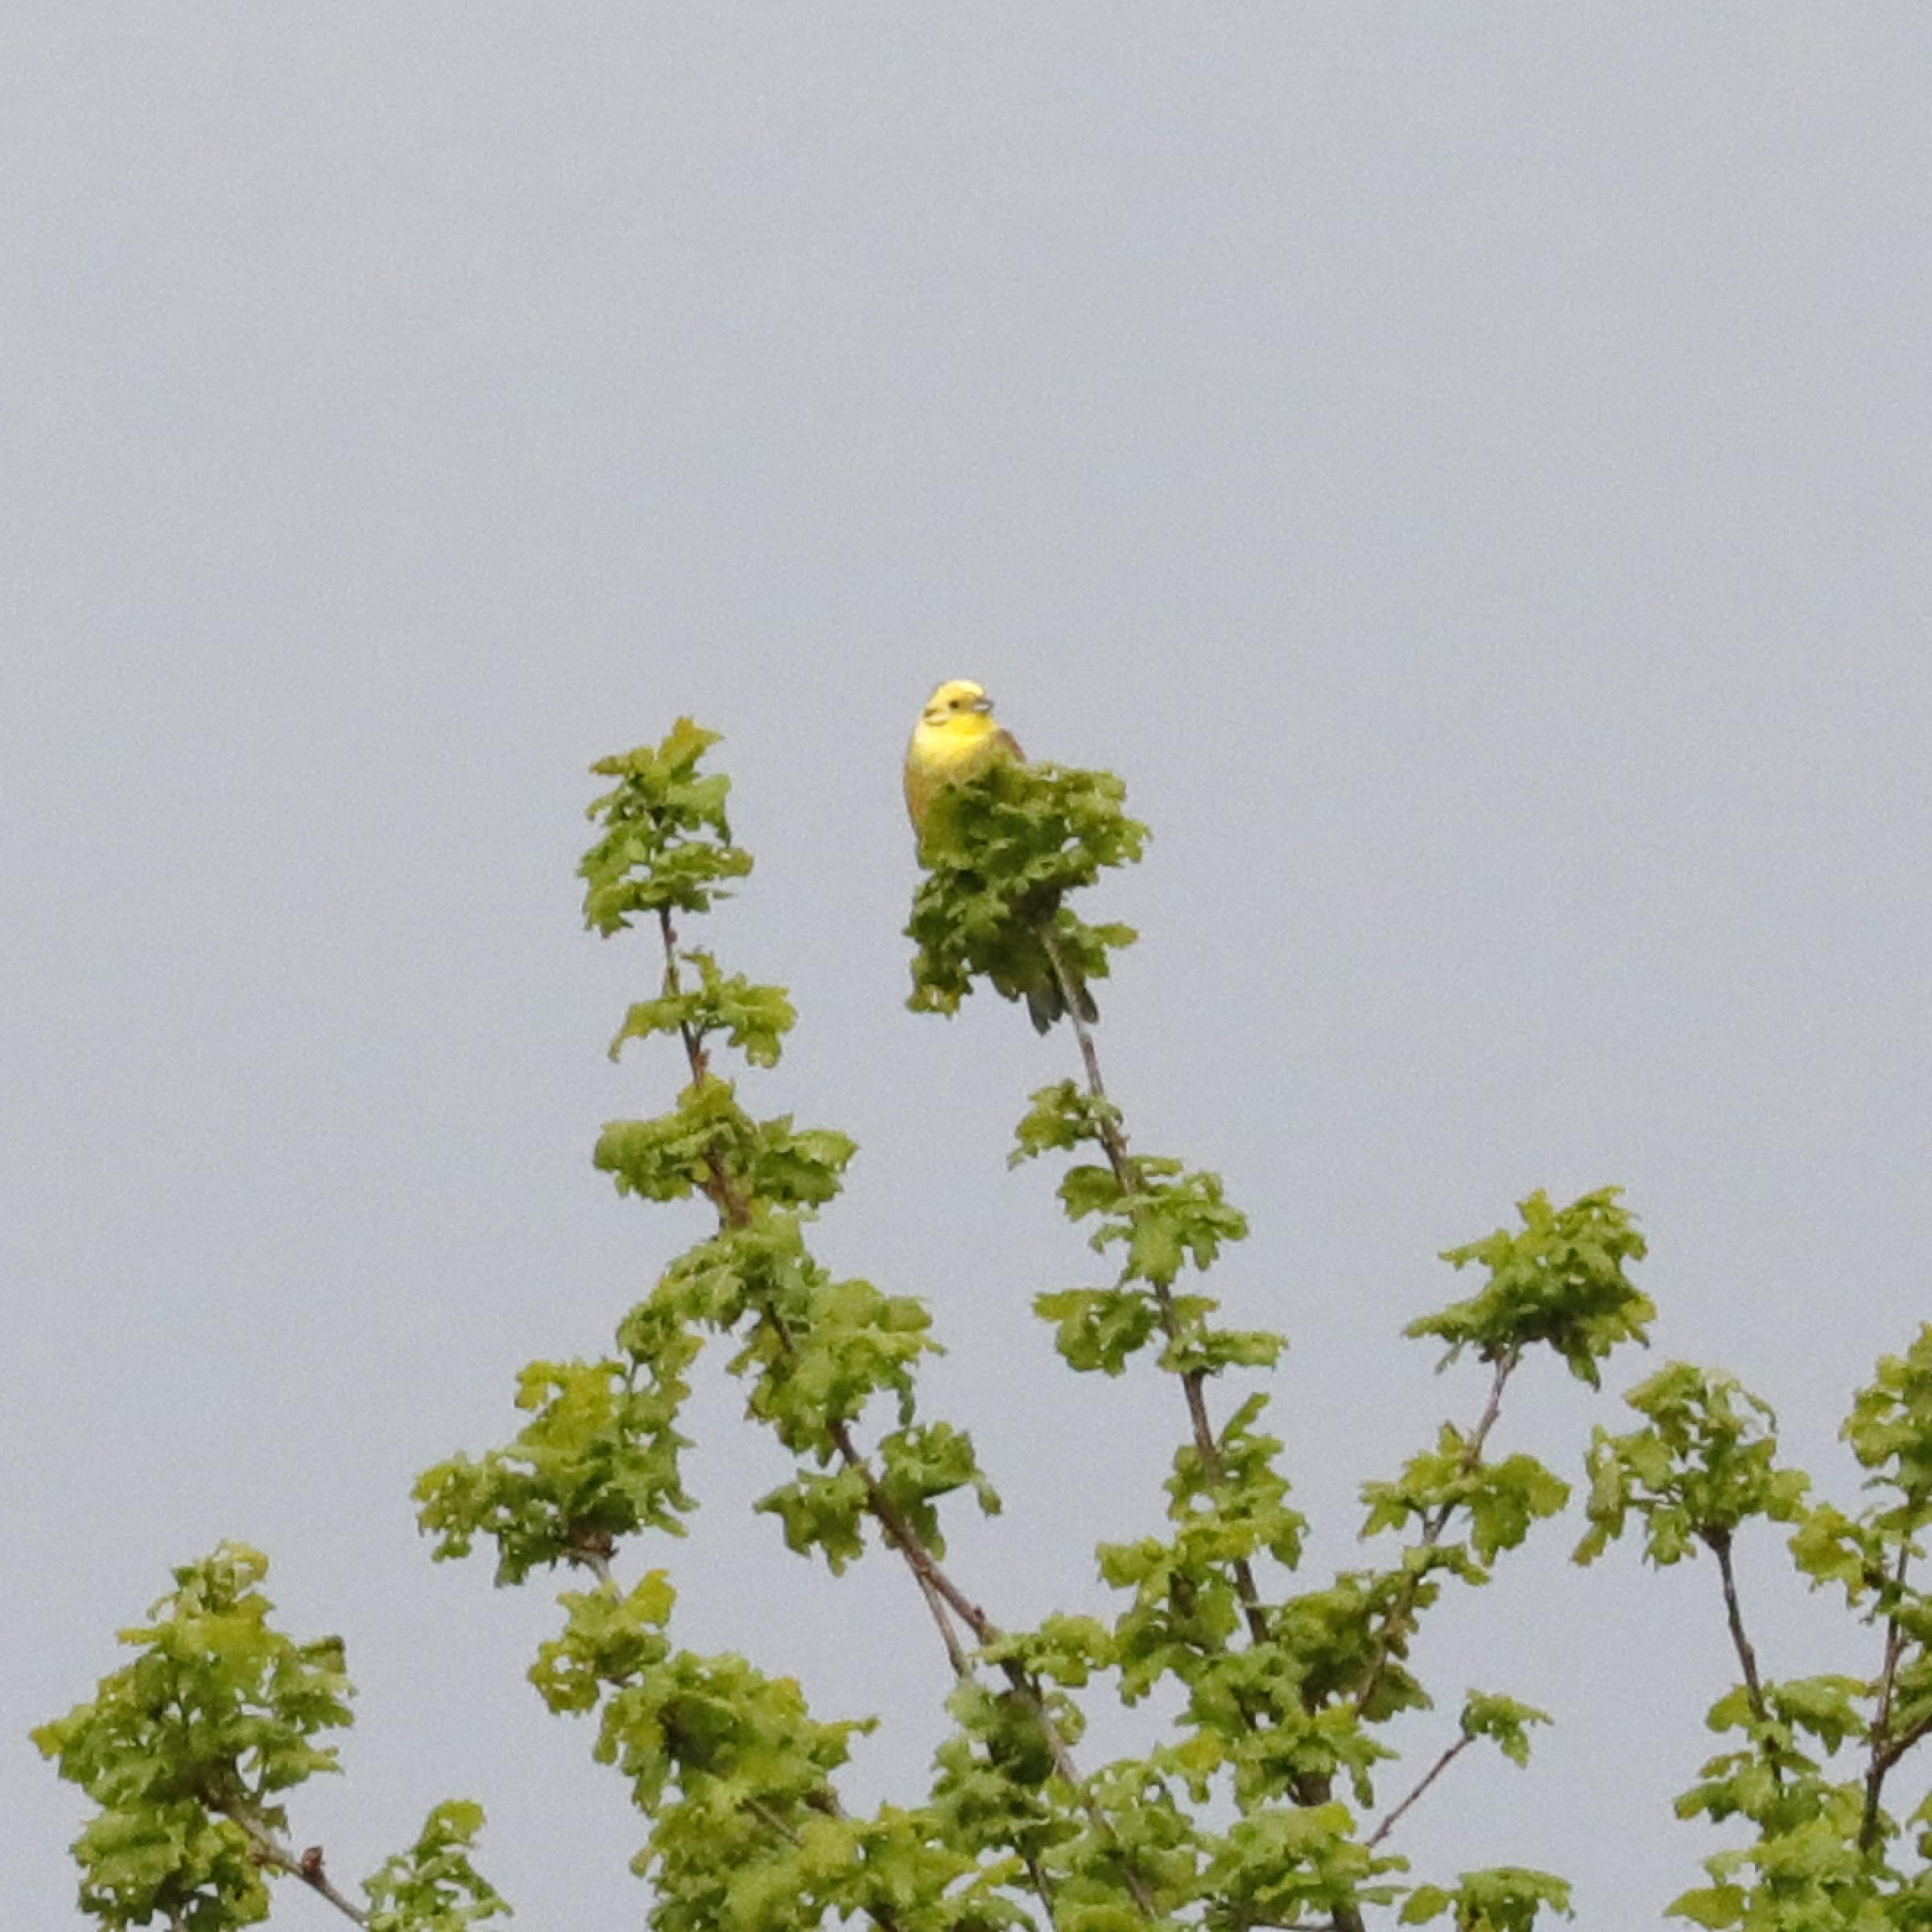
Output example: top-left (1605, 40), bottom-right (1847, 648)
top-left (51, 717), bottom-right (1932, 1932)
top-left (581, 719), bottom-right (752, 932)
top-left (1413, 1186), bottom-right (1653, 1385)
top-left (34, 1543), bottom-right (502, 1931)
top-left (1579, 1331), bottom-right (1932, 1926)
top-left (905, 760), bottom-right (1145, 1022)
top-left (364, 1802), bottom-right (510, 1932)
top-left (1016, 1081), bottom-right (1276, 1383)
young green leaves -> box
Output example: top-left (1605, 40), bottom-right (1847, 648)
top-left (581, 719), bottom-right (752, 932)
top-left (1579, 1336), bottom-right (1932, 1926)
top-left (1413, 1186), bottom-right (1653, 1386)
top-left (906, 759), bottom-right (1146, 1023)
top-left (34, 1544), bottom-right (504, 1932)
top-left (1576, 1364), bottom-right (1807, 1570)
top-left (32, 1545), bottom-right (351, 1930)
top-left (364, 1803), bottom-right (510, 1932)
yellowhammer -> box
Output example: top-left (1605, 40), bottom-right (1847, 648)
top-left (903, 678), bottom-right (1096, 1033)
top-left (902, 678), bottom-right (1023, 838)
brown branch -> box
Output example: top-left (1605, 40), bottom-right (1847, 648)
top-left (1862, 1543), bottom-right (1916, 1851)
top-left (1046, 939), bottom-right (1348, 1925)
top-left (1709, 1530), bottom-right (1769, 1722)
top-left (650, 914), bottom-right (1148, 1922)
top-left (565, 1529), bottom-right (617, 1591)
top-left (1047, 940), bottom-right (1272, 1649)
top-left (1875, 1707), bottom-right (1932, 1777)
top-left (219, 1804), bottom-right (368, 1926)
top-left (1702, 1525), bottom-right (1784, 1798)
top-left (1022, 1850), bottom-right (1063, 1932)
top-left (1352, 1351), bottom-right (1519, 1721)
top-left (1366, 1733), bottom-right (1473, 1849)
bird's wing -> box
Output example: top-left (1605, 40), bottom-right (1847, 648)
top-left (996, 728), bottom-right (1026, 762)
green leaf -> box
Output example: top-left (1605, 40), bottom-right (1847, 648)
top-left (1665, 1885), bottom-right (1744, 1928)
top-left (1034, 1286), bottom-right (1161, 1376)
top-left (1412, 1187), bottom-right (1651, 1387)
top-left (414, 1352), bottom-right (695, 1584)
top-left (1414, 1867), bottom-right (1573, 1931)
top-left (906, 758), bottom-right (1146, 1023)
top-left (1575, 1363), bottom-right (1807, 1572)
top-left (364, 1800), bottom-right (511, 1932)
top-left (1461, 1690), bottom-right (1552, 1769)
top-left (581, 720), bottom-right (753, 930)
top-left (756, 1466), bottom-right (873, 1571)
top-left (34, 1545), bottom-right (352, 1932)
top-left (530, 1574), bottom-right (676, 1715)
top-left (1010, 1080), bottom-right (1125, 1166)
top-left (609, 951), bottom-right (797, 1070)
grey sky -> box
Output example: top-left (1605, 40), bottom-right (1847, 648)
top-left (9, 7), bottom-right (1931, 1923)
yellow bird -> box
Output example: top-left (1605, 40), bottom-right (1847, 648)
top-left (903, 678), bottom-right (1096, 1033)
top-left (902, 677), bottom-right (1023, 840)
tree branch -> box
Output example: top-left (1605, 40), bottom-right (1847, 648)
top-left (1046, 939), bottom-right (1344, 1925)
top-left (653, 913), bottom-right (1150, 1922)
top-left (1047, 940), bottom-right (1272, 1649)
top-left (217, 1804), bottom-right (368, 1927)
top-left (1862, 1542), bottom-right (1916, 1851)
top-left (1352, 1351), bottom-right (1519, 1719)
top-left (1366, 1734), bottom-right (1473, 1849)
top-left (1703, 1525), bottom-right (1783, 1794)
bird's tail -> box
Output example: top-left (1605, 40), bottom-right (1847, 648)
top-left (1030, 923), bottom-right (1099, 1035)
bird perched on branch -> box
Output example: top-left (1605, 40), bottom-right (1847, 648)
top-left (903, 677), bottom-right (1096, 1033)
top-left (902, 677), bottom-right (1022, 840)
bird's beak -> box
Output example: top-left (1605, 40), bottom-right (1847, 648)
top-left (971, 694), bottom-right (993, 713)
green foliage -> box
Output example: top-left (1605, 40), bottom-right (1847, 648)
top-left (1363, 1429), bottom-right (1571, 1566)
top-left (1846, 1326), bottom-right (1932, 1509)
top-left (1459, 1691), bottom-right (1552, 1769)
top-left (581, 719), bottom-right (753, 931)
top-left (1034, 1286), bottom-right (1162, 1377)
top-left (612, 948), bottom-right (798, 1069)
top-left (1576, 1363), bottom-right (1809, 1568)
top-left (415, 1332), bottom-right (699, 1584)
top-left (1200, 1801), bottom-right (1401, 1925)
top-left (364, 1802), bottom-right (513, 1932)
top-left (1413, 1187), bottom-right (1653, 1386)
top-left (1014, 1081), bottom-right (1276, 1393)
top-left (1571, 1339), bottom-right (1932, 1926)
top-left (35, 1544), bottom-right (504, 1931)
top-left (595, 1080), bottom-right (856, 1210)
top-left (1399, 1867), bottom-right (1572, 1930)
top-left (47, 717), bottom-right (1932, 1932)
top-left (906, 760), bottom-right (1145, 1022)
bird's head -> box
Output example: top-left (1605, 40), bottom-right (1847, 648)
top-left (921, 679), bottom-right (996, 728)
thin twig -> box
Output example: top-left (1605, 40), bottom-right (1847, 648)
top-left (1352, 1351), bottom-right (1518, 1719)
top-left (652, 914), bottom-right (1150, 1922)
top-left (1366, 1734), bottom-right (1472, 1849)
top-left (566, 1536), bottom-right (617, 1591)
top-left (913, 1568), bottom-right (972, 1679)
top-left (745, 1794), bottom-right (805, 1846)
top-left (219, 1805), bottom-right (369, 1926)
top-left (1704, 1526), bottom-right (1783, 1795)
top-left (1046, 936), bottom-right (1329, 1923)
top-left (1875, 1708), bottom-right (1932, 1777)
top-left (1862, 1542), bottom-right (1917, 1850)
top-left (1046, 939), bottom-right (1273, 1649)
top-left (1022, 1849), bottom-right (1063, 1932)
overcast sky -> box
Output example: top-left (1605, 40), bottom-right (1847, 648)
top-left (9, 8), bottom-right (1932, 1926)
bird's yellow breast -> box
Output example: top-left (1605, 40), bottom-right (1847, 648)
top-left (904, 712), bottom-right (1007, 834)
